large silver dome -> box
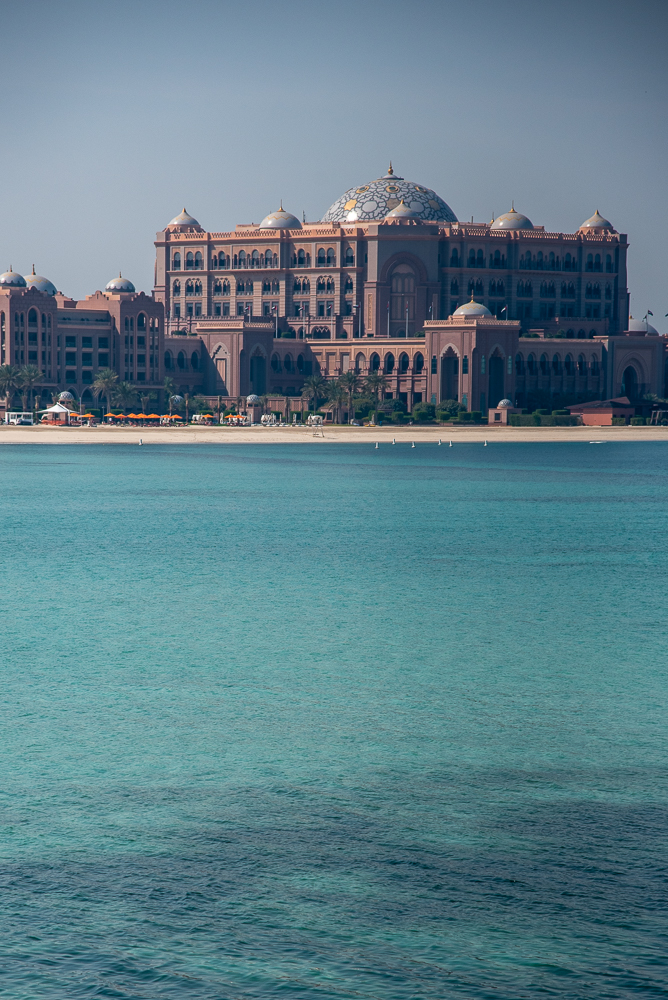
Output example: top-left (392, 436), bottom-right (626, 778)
top-left (322, 164), bottom-right (457, 224)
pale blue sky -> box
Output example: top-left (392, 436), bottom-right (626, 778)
top-left (0, 0), bottom-right (666, 326)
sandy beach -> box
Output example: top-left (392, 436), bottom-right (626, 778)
top-left (1, 424), bottom-right (667, 444)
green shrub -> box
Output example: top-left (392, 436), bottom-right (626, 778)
top-left (412, 402), bottom-right (436, 422)
top-left (470, 411), bottom-right (483, 422)
top-left (630, 416), bottom-right (646, 425)
top-left (535, 408), bottom-right (550, 416)
top-left (612, 417), bottom-right (626, 426)
top-left (552, 409), bottom-right (570, 416)
top-left (391, 411), bottom-right (406, 424)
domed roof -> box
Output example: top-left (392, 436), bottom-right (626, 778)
top-left (384, 199), bottom-right (422, 220)
top-left (628, 316), bottom-right (658, 336)
top-left (498, 399), bottom-right (513, 408)
top-left (579, 210), bottom-right (614, 232)
top-left (0, 266), bottom-right (27, 288)
top-left (24, 265), bottom-right (57, 295)
top-left (58, 391), bottom-right (74, 401)
top-left (167, 208), bottom-right (201, 229)
top-left (259, 205), bottom-right (302, 229)
top-left (453, 297), bottom-right (493, 318)
top-left (105, 273), bottom-right (136, 293)
top-left (322, 163), bottom-right (457, 224)
top-left (246, 394), bottom-right (261, 404)
top-left (491, 206), bottom-right (534, 230)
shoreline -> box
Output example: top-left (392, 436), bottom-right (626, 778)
top-left (1, 425), bottom-right (667, 444)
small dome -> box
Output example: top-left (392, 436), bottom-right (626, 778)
top-left (105, 273), bottom-right (136, 293)
top-left (170, 394), bottom-right (184, 404)
top-left (628, 316), bottom-right (658, 336)
top-left (453, 297), bottom-right (493, 318)
top-left (579, 210), bottom-right (614, 232)
top-left (58, 391), bottom-right (74, 402)
top-left (385, 199), bottom-right (422, 220)
top-left (259, 206), bottom-right (302, 229)
top-left (24, 266), bottom-right (56, 295)
top-left (0, 266), bottom-right (27, 288)
top-left (498, 399), bottom-right (513, 408)
top-left (168, 207), bottom-right (201, 228)
top-left (491, 206), bottom-right (534, 230)
top-left (246, 394), bottom-right (261, 404)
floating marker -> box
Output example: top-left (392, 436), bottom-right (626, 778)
top-left (139, 438), bottom-right (143, 446)
top-left (375, 442), bottom-right (379, 449)
top-left (411, 441), bottom-right (415, 448)
top-left (484, 440), bottom-right (488, 446)
top-left (392, 438), bottom-right (396, 444)
top-left (438, 439), bottom-right (442, 445)
top-left (449, 440), bottom-right (453, 447)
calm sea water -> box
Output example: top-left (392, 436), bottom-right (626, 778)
top-left (0, 442), bottom-right (666, 1000)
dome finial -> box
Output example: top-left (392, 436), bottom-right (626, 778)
top-left (511, 201), bottom-right (516, 212)
top-left (280, 199), bottom-right (283, 211)
top-left (32, 264), bottom-right (36, 275)
top-left (387, 161), bottom-right (393, 176)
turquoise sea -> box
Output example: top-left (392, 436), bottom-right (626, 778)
top-left (0, 442), bottom-right (666, 999)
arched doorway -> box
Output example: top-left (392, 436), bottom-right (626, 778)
top-left (249, 352), bottom-right (266, 394)
top-left (390, 264), bottom-right (416, 337)
top-left (440, 349), bottom-right (459, 401)
top-left (621, 365), bottom-right (638, 400)
top-left (488, 355), bottom-right (505, 408)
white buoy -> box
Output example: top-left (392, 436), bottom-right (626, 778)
top-left (449, 440), bottom-right (453, 447)
top-left (392, 438), bottom-right (396, 444)
top-left (484, 440), bottom-right (487, 446)
top-left (375, 442), bottom-right (379, 449)
top-left (412, 441), bottom-right (415, 448)
top-left (139, 438), bottom-right (143, 446)
top-left (438, 439), bottom-right (442, 445)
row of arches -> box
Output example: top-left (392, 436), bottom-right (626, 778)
top-left (356, 351), bottom-right (425, 374)
top-left (271, 352), bottom-right (305, 373)
top-left (515, 352), bottom-right (600, 376)
top-left (164, 349), bottom-right (199, 371)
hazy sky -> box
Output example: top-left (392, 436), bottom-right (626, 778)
top-left (1, 0), bottom-right (666, 325)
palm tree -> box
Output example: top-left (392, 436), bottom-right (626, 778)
top-left (301, 374), bottom-right (328, 415)
top-left (364, 371), bottom-right (389, 420)
top-left (327, 379), bottom-right (348, 424)
top-left (16, 365), bottom-right (43, 412)
top-left (113, 381), bottom-right (138, 415)
top-left (338, 371), bottom-right (362, 424)
top-left (0, 364), bottom-right (23, 415)
top-left (92, 368), bottom-right (119, 417)
top-left (163, 376), bottom-right (176, 414)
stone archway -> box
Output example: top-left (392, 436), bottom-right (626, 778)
top-left (621, 365), bottom-right (638, 400)
top-left (249, 350), bottom-right (266, 394)
top-left (488, 353), bottom-right (505, 408)
top-left (440, 347), bottom-right (459, 401)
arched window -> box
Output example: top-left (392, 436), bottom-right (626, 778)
top-left (172, 252), bottom-right (181, 270)
top-left (476, 249), bottom-right (484, 268)
top-left (297, 353), bottom-right (305, 371)
top-left (564, 353), bottom-right (573, 375)
top-left (222, 280), bottom-right (230, 295)
top-left (316, 278), bottom-right (325, 293)
top-left (194, 281), bottom-right (202, 295)
top-left (302, 278), bottom-right (310, 293)
top-left (164, 351), bottom-right (173, 369)
top-left (564, 252), bottom-right (572, 271)
top-left (28, 308), bottom-right (38, 326)
top-left (577, 353), bottom-right (585, 375)
top-left (214, 281), bottom-right (222, 295)
top-left (385, 352), bottom-right (395, 373)
top-left (592, 283), bottom-right (600, 299)
top-left (606, 254), bottom-right (613, 273)
top-left (177, 351), bottom-right (186, 369)
top-left (515, 353), bottom-right (524, 374)
top-left (284, 354), bottom-right (293, 372)
top-left (191, 351), bottom-right (199, 370)
top-left (185, 280), bottom-right (194, 295)
top-left (414, 352), bottom-right (424, 372)
top-left (326, 278), bottom-right (334, 293)
top-left (540, 353), bottom-right (548, 375)
top-left (297, 249), bottom-right (306, 266)
top-left (586, 253), bottom-right (593, 272)
top-left (186, 252), bottom-right (194, 270)
top-left (252, 250), bottom-right (260, 267)
top-left (211, 254), bottom-right (218, 269)
top-left (271, 353), bottom-right (280, 372)
top-left (589, 329), bottom-right (596, 339)
top-left (594, 253), bottom-right (601, 272)
top-left (496, 280), bottom-right (505, 297)
top-left (345, 248), bottom-right (355, 265)
top-left (548, 251), bottom-right (555, 269)
top-left (489, 280), bottom-right (497, 297)
top-left (345, 277), bottom-right (353, 293)
top-left (605, 283), bottom-right (612, 300)
top-left (585, 282), bottom-right (593, 298)
top-left (578, 329), bottom-right (586, 339)
top-left (370, 352), bottom-right (380, 371)
top-left (399, 352), bottom-right (409, 373)
top-left (450, 249), bottom-right (459, 267)
top-left (264, 251), bottom-right (273, 267)
top-left (552, 354), bottom-right (561, 374)
top-left (294, 278), bottom-right (301, 293)
top-left (450, 279), bottom-right (458, 296)
top-left (475, 278), bottom-right (483, 295)
top-left (468, 279), bottom-right (475, 296)
top-left (527, 353), bottom-right (535, 375)
top-left (327, 248), bottom-right (336, 265)
top-left (467, 249), bottom-right (476, 268)
top-left (195, 251), bottom-right (203, 269)
top-left (590, 355), bottom-right (599, 375)
top-left (317, 249), bottom-right (326, 266)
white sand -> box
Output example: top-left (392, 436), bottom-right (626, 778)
top-left (1, 425), bottom-right (667, 444)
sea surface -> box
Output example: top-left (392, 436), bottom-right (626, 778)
top-left (0, 442), bottom-right (666, 999)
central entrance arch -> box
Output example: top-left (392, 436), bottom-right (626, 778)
top-left (621, 365), bottom-right (638, 400)
top-left (488, 354), bottom-right (505, 408)
top-left (249, 351), bottom-right (266, 394)
top-left (440, 348), bottom-right (459, 401)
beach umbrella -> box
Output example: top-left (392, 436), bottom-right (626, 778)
top-left (147, 413), bottom-right (160, 419)
top-left (104, 413), bottom-right (118, 418)
top-left (171, 414), bottom-right (183, 420)
top-left (136, 413), bottom-right (148, 419)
